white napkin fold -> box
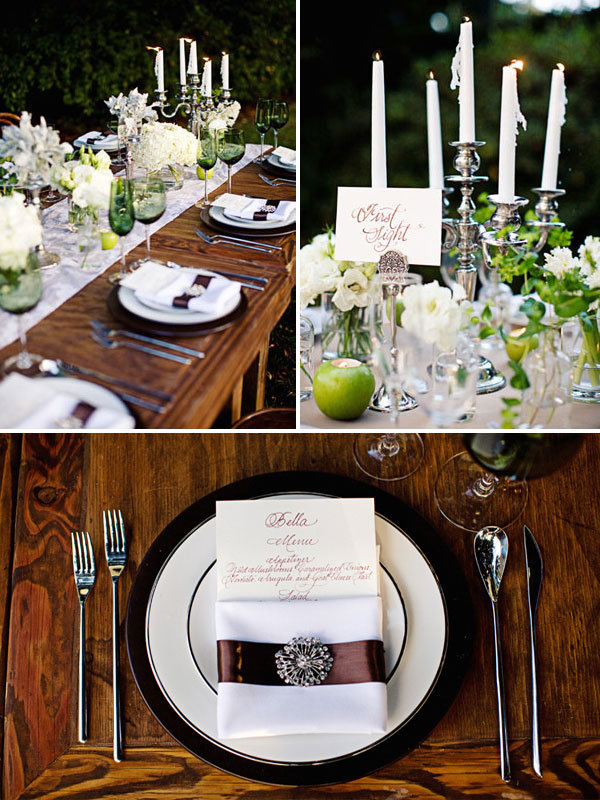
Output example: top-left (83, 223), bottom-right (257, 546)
top-left (223, 196), bottom-right (295, 223)
top-left (76, 131), bottom-right (119, 150)
top-left (0, 374), bottom-right (134, 430)
top-left (216, 596), bottom-right (387, 738)
top-left (272, 146), bottom-right (297, 166)
top-left (120, 262), bottom-right (240, 315)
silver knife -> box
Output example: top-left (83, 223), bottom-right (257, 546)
top-left (524, 524), bottom-right (543, 778)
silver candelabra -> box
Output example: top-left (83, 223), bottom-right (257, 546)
top-left (153, 75), bottom-right (235, 135)
top-left (441, 140), bottom-right (565, 394)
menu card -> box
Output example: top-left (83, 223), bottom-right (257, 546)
top-left (216, 497), bottom-right (378, 601)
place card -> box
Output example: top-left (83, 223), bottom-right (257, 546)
top-left (211, 193), bottom-right (254, 211)
top-left (334, 187), bottom-right (442, 265)
top-left (216, 497), bottom-right (378, 601)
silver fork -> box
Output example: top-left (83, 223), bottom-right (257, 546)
top-left (71, 531), bottom-right (96, 744)
top-left (90, 320), bottom-right (205, 359)
top-left (194, 228), bottom-right (280, 254)
top-left (104, 509), bottom-right (127, 763)
top-left (91, 331), bottom-right (191, 365)
top-left (259, 173), bottom-right (296, 186)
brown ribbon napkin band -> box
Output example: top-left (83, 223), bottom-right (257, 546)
top-left (173, 274), bottom-right (212, 308)
top-left (253, 199), bottom-right (280, 221)
top-left (217, 639), bottom-right (385, 686)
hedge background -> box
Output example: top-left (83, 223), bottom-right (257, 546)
top-left (300, 0), bottom-right (600, 248)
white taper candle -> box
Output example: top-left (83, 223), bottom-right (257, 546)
top-left (450, 17), bottom-right (476, 143)
top-left (371, 51), bottom-right (387, 188)
top-left (426, 71), bottom-right (444, 189)
top-left (202, 58), bottom-right (212, 97)
top-left (541, 64), bottom-right (567, 191)
top-left (497, 60), bottom-right (527, 203)
top-left (188, 41), bottom-right (198, 75)
top-left (221, 52), bottom-right (230, 90)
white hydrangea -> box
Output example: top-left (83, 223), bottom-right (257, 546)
top-left (543, 246), bottom-right (583, 278)
top-left (71, 164), bottom-right (112, 210)
top-left (0, 193), bottom-right (42, 258)
top-left (134, 122), bottom-right (197, 171)
top-left (400, 280), bottom-right (463, 350)
top-left (204, 101), bottom-right (241, 131)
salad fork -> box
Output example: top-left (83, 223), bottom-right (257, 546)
top-left (90, 320), bottom-right (205, 359)
top-left (104, 509), bottom-right (127, 762)
top-left (91, 331), bottom-right (191, 365)
top-left (194, 228), bottom-right (279, 254)
top-left (71, 530), bottom-right (96, 744)
top-left (259, 173), bottom-right (296, 187)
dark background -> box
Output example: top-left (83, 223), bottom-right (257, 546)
top-left (300, 0), bottom-right (599, 246)
top-left (0, 0), bottom-right (296, 145)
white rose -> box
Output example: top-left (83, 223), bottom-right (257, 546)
top-left (332, 267), bottom-right (370, 311)
top-left (400, 280), bottom-right (461, 350)
top-left (0, 193), bottom-right (42, 257)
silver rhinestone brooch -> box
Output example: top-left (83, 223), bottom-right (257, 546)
top-left (259, 204), bottom-right (277, 214)
top-left (187, 284), bottom-right (206, 297)
top-left (275, 636), bottom-right (334, 686)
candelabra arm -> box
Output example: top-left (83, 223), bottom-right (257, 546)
top-left (441, 219), bottom-right (459, 253)
top-left (528, 188), bottom-right (566, 254)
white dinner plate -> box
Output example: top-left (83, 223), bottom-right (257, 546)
top-left (118, 284), bottom-right (242, 326)
top-left (38, 377), bottom-right (133, 428)
top-left (145, 491), bottom-right (446, 764)
top-left (266, 153), bottom-right (296, 172)
top-left (210, 204), bottom-right (296, 231)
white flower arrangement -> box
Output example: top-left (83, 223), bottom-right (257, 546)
top-left (133, 122), bottom-right (197, 172)
top-left (0, 193), bottom-right (42, 270)
top-left (0, 112), bottom-right (72, 186)
top-left (105, 88), bottom-right (158, 124)
top-left (400, 280), bottom-right (466, 351)
top-left (543, 237), bottom-right (600, 292)
top-left (300, 230), bottom-right (379, 311)
top-left (52, 147), bottom-right (113, 211)
top-left (205, 101), bottom-right (241, 131)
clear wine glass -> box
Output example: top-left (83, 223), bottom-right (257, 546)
top-left (195, 128), bottom-right (217, 207)
top-left (254, 98), bottom-right (272, 162)
top-left (353, 301), bottom-right (424, 481)
top-left (107, 178), bottom-right (135, 284)
top-left (216, 128), bottom-right (246, 194)
top-left (270, 100), bottom-right (289, 150)
top-left (130, 176), bottom-right (166, 269)
top-left (0, 249), bottom-right (43, 376)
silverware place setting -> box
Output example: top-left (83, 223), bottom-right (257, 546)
top-left (473, 523), bottom-right (545, 783)
top-left (90, 319), bottom-right (205, 359)
top-left (71, 530), bottom-right (96, 744)
top-left (91, 330), bottom-right (192, 365)
top-left (258, 173), bottom-right (296, 187)
top-left (165, 261), bottom-right (269, 287)
top-left (194, 228), bottom-right (279, 258)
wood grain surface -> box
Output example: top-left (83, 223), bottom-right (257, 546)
top-left (2, 432), bottom-right (600, 799)
top-left (0, 162), bottom-right (295, 429)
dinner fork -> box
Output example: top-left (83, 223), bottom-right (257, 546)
top-left (90, 320), bottom-right (205, 359)
top-left (259, 173), bottom-right (296, 187)
top-left (71, 531), bottom-right (96, 744)
top-left (104, 509), bottom-right (127, 762)
top-left (194, 228), bottom-right (279, 254)
top-left (91, 331), bottom-right (191, 365)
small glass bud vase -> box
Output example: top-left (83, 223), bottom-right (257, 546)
top-left (148, 163), bottom-right (184, 192)
top-left (570, 310), bottom-right (600, 403)
top-left (68, 197), bottom-right (99, 233)
top-left (321, 293), bottom-right (381, 363)
top-left (75, 216), bottom-right (102, 273)
top-left (519, 328), bottom-right (572, 428)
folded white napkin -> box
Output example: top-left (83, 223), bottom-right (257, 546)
top-left (0, 374), bottom-right (134, 430)
top-left (272, 146), bottom-right (296, 166)
top-left (223, 196), bottom-right (295, 223)
top-left (121, 262), bottom-right (240, 315)
top-left (216, 596), bottom-right (386, 738)
top-left (78, 130), bottom-right (102, 142)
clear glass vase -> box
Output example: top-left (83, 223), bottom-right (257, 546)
top-left (321, 293), bottom-right (381, 362)
top-left (149, 163), bottom-right (184, 192)
top-left (68, 197), bottom-right (99, 233)
top-left (519, 327), bottom-right (572, 428)
top-left (571, 310), bottom-right (600, 404)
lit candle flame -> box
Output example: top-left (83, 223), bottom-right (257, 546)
top-left (222, 51), bottom-right (227, 56)
top-left (203, 56), bottom-right (210, 62)
top-left (462, 15), bottom-right (470, 22)
top-left (510, 59), bottom-right (524, 71)
top-left (372, 50), bottom-right (382, 61)
top-left (146, 46), bottom-right (161, 52)
top-left (182, 37), bottom-right (193, 43)
top-left (557, 62), bottom-right (565, 72)
top-left (428, 70), bottom-right (435, 80)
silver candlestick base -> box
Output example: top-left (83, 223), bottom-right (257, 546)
top-left (481, 194), bottom-right (529, 265)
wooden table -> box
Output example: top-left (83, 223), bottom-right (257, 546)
top-left (0, 161), bottom-right (295, 429)
top-left (1, 433), bottom-right (599, 799)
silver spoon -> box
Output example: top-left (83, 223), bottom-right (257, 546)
top-left (474, 525), bottom-right (511, 783)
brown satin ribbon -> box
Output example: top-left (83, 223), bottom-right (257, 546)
top-left (173, 275), bottom-right (212, 308)
top-left (253, 198), bottom-right (280, 221)
top-left (217, 639), bottom-right (385, 686)
top-left (71, 401), bottom-right (95, 426)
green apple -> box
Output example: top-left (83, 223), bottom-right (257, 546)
top-left (313, 358), bottom-right (375, 420)
top-left (505, 330), bottom-right (539, 362)
top-left (100, 231), bottom-right (118, 250)
top-left (196, 166), bottom-right (215, 180)
top-left (385, 296), bottom-right (405, 325)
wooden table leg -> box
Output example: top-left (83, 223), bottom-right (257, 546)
top-left (254, 341), bottom-right (269, 411)
top-left (230, 377), bottom-right (243, 425)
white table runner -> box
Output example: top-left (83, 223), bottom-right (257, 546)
top-left (0, 144), bottom-right (262, 349)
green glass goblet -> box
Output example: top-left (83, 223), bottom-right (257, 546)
top-left (130, 176), bottom-right (167, 269)
top-left (108, 178), bottom-right (135, 284)
top-left (216, 129), bottom-right (246, 194)
top-left (0, 248), bottom-right (43, 376)
top-left (195, 128), bottom-right (218, 208)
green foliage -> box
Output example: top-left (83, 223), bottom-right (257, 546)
top-left (0, 0), bottom-right (294, 126)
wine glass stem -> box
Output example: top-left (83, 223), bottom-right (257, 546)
top-left (472, 472), bottom-right (497, 498)
top-left (260, 133), bottom-right (264, 161)
top-left (274, 130), bottom-right (278, 149)
top-left (120, 238), bottom-right (125, 268)
top-left (204, 175), bottom-right (208, 204)
top-left (378, 434), bottom-right (400, 458)
top-left (227, 165), bottom-right (232, 194)
top-left (16, 314), bottom-right (32, 370)
top-left (145, 225), bottom-right (151, 256)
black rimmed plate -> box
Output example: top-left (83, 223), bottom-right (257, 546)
top-left (107, 286), bottom-right (248, 338)
top-left (126, 472), bottom-right (474, 786)
top-left (199, 207), bottom-right (295, 238)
